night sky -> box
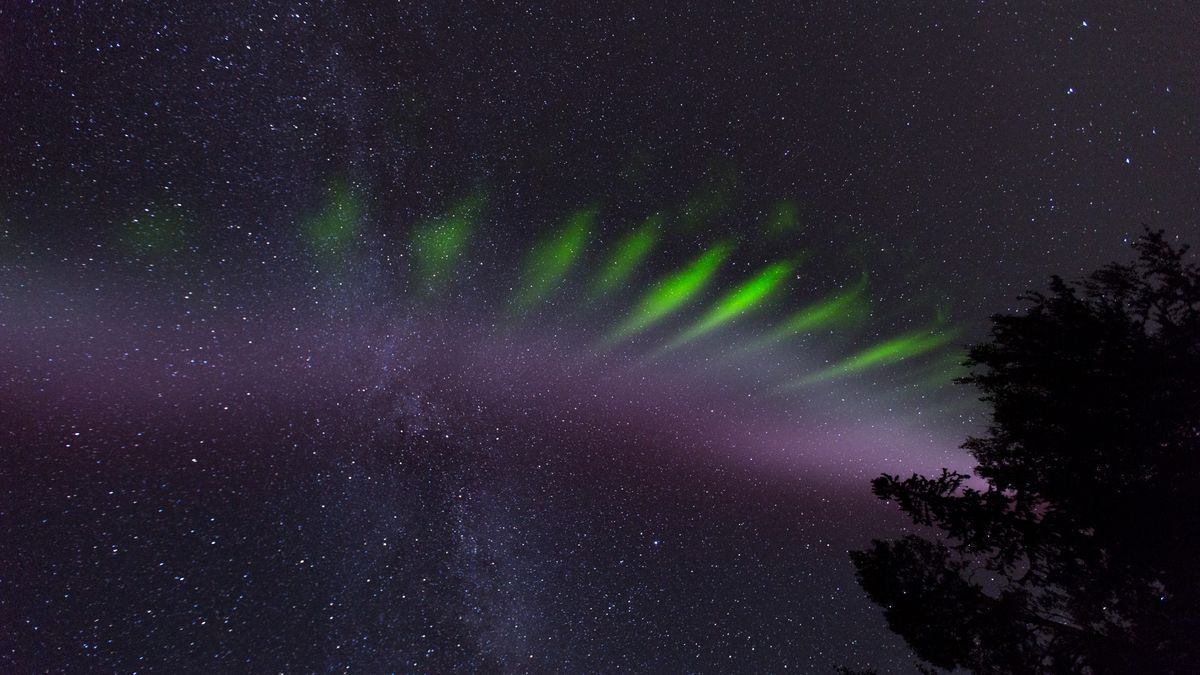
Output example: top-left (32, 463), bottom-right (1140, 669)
top-left (2, 2), bottom-right (1198, 673)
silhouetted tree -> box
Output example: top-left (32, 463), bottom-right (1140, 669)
top-left (851, 230), bottom-right (1200, 674)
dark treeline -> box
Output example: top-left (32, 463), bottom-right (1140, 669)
top-left (851, 230), bottom-right (1200, 674)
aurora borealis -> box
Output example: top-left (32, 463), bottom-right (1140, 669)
top-left (4, 2), bottom-right (1199, 673)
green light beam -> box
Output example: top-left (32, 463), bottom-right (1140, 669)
top-left (789, 324), bottom-right (961, 387)
top-left (666, 260), bottom-right (793, 348)
top-left (510, 207), bottom-right (595, 312)
top-left (607, 242), bottom-right (732, 341)
top-left (590, 215), bottom-right (661, 298)
top-left (411, 191), bottom-right (486, 286)
top-left (675, 165), bottom-right (739, 231)
top-left (765, 200), bottom-right (800, 237)
top-left (124, 202), bottom-right (189, 256)
top-left (727, 273), bottom-right (869, 359)
top-left (767, 273), bottom-right (870, 341)
top-left (916, 349), bottom-right (971, 390)
top-left (303, 181), bottom-right (360, 258)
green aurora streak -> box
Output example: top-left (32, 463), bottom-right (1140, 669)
top-left (789, 324), bottom-right (961, 387)
top-left (765, 200), bottom-right (800, 237)
top-left (916, 349), bottom-right (971, 390)
top-left (608, 242), bottom-right (732, 341)
top-left (303, 182), bottom-right (361, 259)
top-left (666, 260), bottom-right (793, 348)
top-left (732, 273), bottom-right (872, 353)
top-left (411, 191), bottom-right (486, 286)
top-left (288, 180), bottom-right (969, 400)
top-left (125, 202), bottom-right (190, 256)
top-left (590, 215), bottom-right (661, 298)
top-left (511, 207), bottom-right (596, 312)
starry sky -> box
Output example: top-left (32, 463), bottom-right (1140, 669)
top-left (2, 2), bottom-right (1198, 673)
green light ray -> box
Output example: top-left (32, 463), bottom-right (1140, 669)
top-left (303, 181), bottom-right (360, 258)
top-left (765, 200), bottom-right (800, 237)
top-left (916, 349), bottom-right (971, 390)
top-left (510, 207), bottom-right (595, 312)
top-left (124, 202), bottom-right (189, 256)
top-left (590, 215), bottom-right (661, 298)
top-left (608, 242), bottom-right (732, 341)
top-left (666, 260), bottom-right (793, 348)
top-left (676, 165), bottom-right (740, 231)
top-left (677, 191), bottom-right (731, 231)
top-left (760, 273), bottom-right (871, 345)
top-left (411, 191), bottom-right (486, 286)
top-left (789, 324), bottom-right (961, 387)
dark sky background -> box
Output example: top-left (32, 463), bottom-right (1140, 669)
top-left (2, 2), bottom-right (1198, 673)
